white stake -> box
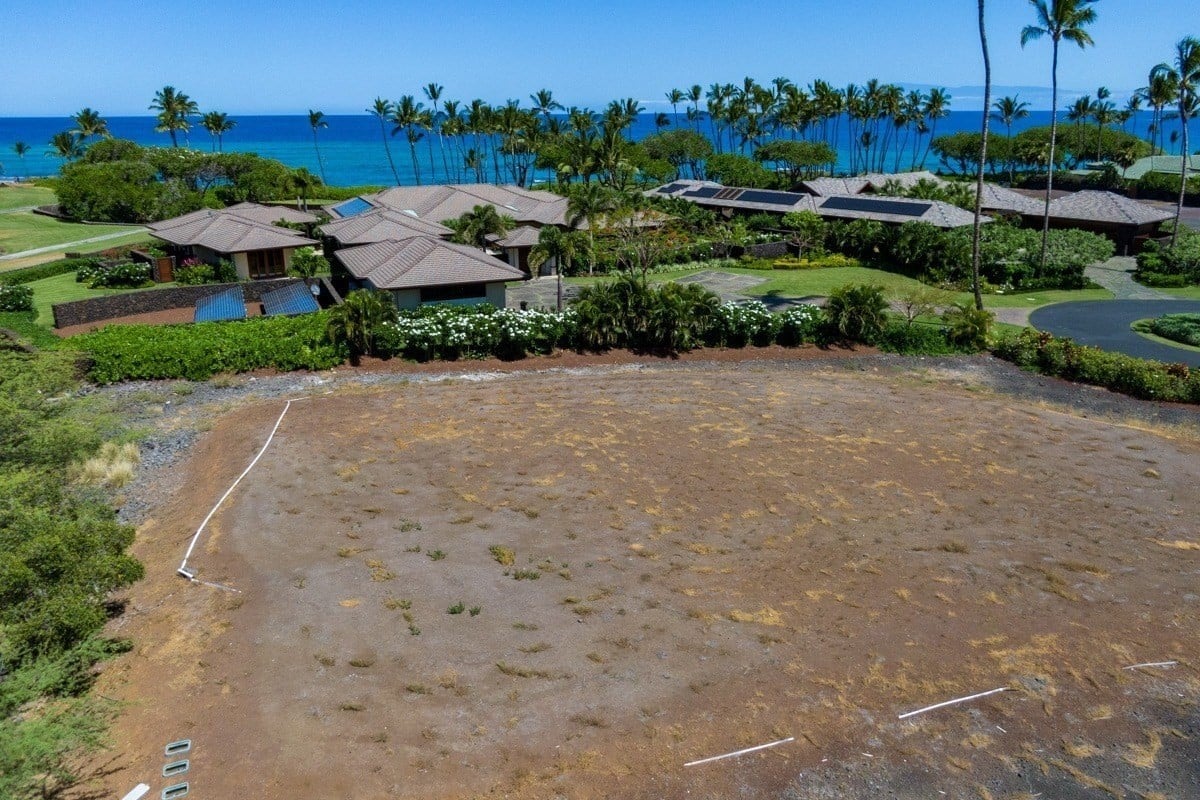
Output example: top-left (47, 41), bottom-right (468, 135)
top-left (1123, 661), bottom-right (1178, 670)
top-left (684, 736), bottom-right (795, 767)
top-left (898, 687), bottom-right (1009, 720)
top-left (120, 785), bottom-right (150, 800)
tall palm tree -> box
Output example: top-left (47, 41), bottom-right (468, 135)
top-left (918, 87), bottom-right (951, 169)
top-left (288, 167), bottom-right (321, 211)
top-left (424, 83), bottom-right (446, 183)
top-left (72, 107), bottom-right (109, 140)
top-left (392, 96), bottom-right (426, 185)
top-left (1091, 86), bottom-right (1116, 161)
top-left (47, 131), bottom-right (84, 163)
top-left (200, 111), bottom-right (236, 152)
top-left (687, 85), bottom-right (703, 132)
top-left (1151, 36), bottom-right (1200, 247)
top-left (1140, 70), bottom-right (1179, 154)
top-left (971, 0), bottom-right (992, 312)
top-left (149, 86), bottom-right (198, 147)
top-left (567, 183), bottom-right (617, 275)
top-left (308, 109), bottom-right (329, 183)
top-left (368, 98), bottom-right (400, 184)
top-left (666, 88), bottom-right (685, 127)
top-left (12, 142), bottom-right (30, 179)
top-left (991, 94), bottom-right (1030, 184)
top-left (529, 225), bottom-right (581, 310)
top-left (1020, 0), bottom-right (1099, 267)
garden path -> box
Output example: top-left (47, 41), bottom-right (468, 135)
top-left (1084, 256), bottom-right (1170, 300)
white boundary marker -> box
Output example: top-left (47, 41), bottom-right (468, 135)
top-left (178, 396), bottom-right (312, 583)
top-left (120, 784), bottom-right (150, 800)
top-left (898, 687), bottom-right (1009, 720)
top-left (1123, 660), bottom-right (1178, 670)
top-left (684, 736), bottom-right (794, 767)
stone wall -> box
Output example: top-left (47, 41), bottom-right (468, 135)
top-left (744, 240), bottom-right (791, 258)
top-left (52, 278), bottom-right (300, 328)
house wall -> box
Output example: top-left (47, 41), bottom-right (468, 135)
top-left (379, 282), bottom-right (507, 311)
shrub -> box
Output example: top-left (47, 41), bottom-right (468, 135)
top-left (87, 261), bottom-right (151, 289)
top-left (775, 304), bottom-right (823, 346)
top-left (571, 274), bottom-right (721, 353)
top-left (76, 312), bottom-right (346, 383)
top-left (993, 329), bottom-right (1200, 403)
top-left (710, 301), bottom-right (780, 347)
top-left (824, 283), bottom-right (889, 343)
top-left (875, 322), bottom-right (959, 355)
top-left (1148, 313), bottom-right (1200, 347)
top-left (174, 261), bottom-right (216, 285)
top-left (0, 285), bottom-right (34, 312)
top-left (74, 259), bottom-right (106, 284)
top-left (325, 290), bottom-right (398, 364)
top-left (1135, 226), bottom-right (1200, 285)
top-left (215, 260), bottom-right (238, 283)
top-left (941, 303), bottom-right (994, 351)
top-left (765, 254), bottom-right (862, 270)
top-left (0, 258), bottom-right (96, 286)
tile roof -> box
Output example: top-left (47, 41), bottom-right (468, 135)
top-left (319, 208), bottom-right (452, 245)
top-left (1047, 190), bottom-right (1174, 226)
top-left (149, 210), bottom-right (316, 253)
top-left (333, 236), bottom-right (525, 290)
top-left (976, 183), bottom-right (1046, 216)
top-left (815, 195), bottom-right (984, 228)
top-left (223, 202), bottom-right (320, 225)
top-left (492, 225), bottom-right (542, 248)
top-left (365, 184), bottom-right (569, 226)
top-left (801, 177), bottom-right (871, 196)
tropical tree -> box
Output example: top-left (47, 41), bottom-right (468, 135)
top-left (666, 88), bottom-right (685, 127)
top-left (446, 204), bottom-right (513, 249)
top-left (72, 108), bottom-right (109, 140)
top-left (687, 85), bottom-right (703, 132)
top-left (566, 183), bottom-right (618, 275)
top-left (1020, 0), bottom-right (1099, 267)
top-left (529, 225), bottom-right (582, 310)
top-left (1091, 87), bottom-right (1117, 160)
top-left (391, 96), bottom-right (425, 185)
top-left (308, 109), bottom-right (329, 183)
top-left (325, 289), bottom-right (397, 365)
top-left (47, 131), bottom-right (84, 163)
top-left (1151, 36), bottom-right (1200, 247)
top-left (12, 142), bottom-right (30, 179)
top-left (200, 111), bottom-right (236, 151)
top-left (288, 167), bottom-right (321, 210)
top-left (971, 0), bottom-right (992, 312)
top-left (149, 86), bottom-right (199, 147)
top-left (991, 95), bottom-right (1030, 184)
top-left (919, 88), bottom-right (952, 168)
top-left (367, 98), bottom-right (401, 185)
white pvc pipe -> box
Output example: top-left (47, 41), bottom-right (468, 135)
top-left (178, 396), bottom-right (309, 577)
top-left (897, 687), bottom-right (1009, 720)
top-left (1123, 660), bottom-right (1178, 670)
top-left (684, 736), bottom-right (795, 767)
top-left (120, 785), bottom-right (150, 800)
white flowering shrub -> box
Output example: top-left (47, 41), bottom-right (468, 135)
top-left (710, 301), bottom-right (781, 347)
top-left (775, 304), bottom-right (823, 347)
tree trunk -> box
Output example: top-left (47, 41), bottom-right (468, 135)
top-left (971, 0), bottom-right (992, 312)
top-left (1174, 105), bottom-right (1189, 248)
top-left (1041, 40), bottom-right (1060, 269)
top-left (379, 118), bottom-right (400, 185)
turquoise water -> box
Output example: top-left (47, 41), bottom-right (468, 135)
top-left (0, 112), bottom-right (1193, 186)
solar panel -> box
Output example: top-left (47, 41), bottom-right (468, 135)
top-left (738, 190), bottom-right (809, 207)
top-left (713, 187), bottom-right (745, 200)
top-left (820, 196), bottom-right (932, 217)
top-left (683, 187), bottom-right (722, 199)
top-left (657, 183), bottom-right (687, 194)
top-left (332, 197), bottom-right (373, 218)
top-left (261, 281), bottom-right (320, 317)
top-left (194, 286), bottom-right (246, 323)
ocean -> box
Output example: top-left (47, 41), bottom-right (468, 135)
top-left (0, 111), bottom-right (1193, 187)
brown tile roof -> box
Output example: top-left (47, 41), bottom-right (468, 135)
top-left (801, 177), bottom-right (870, 196)
top-left (333, 236), bottom-right (525, 290)
top-left (815, 195), bottom-right (985, 228)
top-left (223, 202), bottom-right (320, 225)
top-left (803, 171), bottom-right (943, 196)
top-left (976, 183), bottom-right (1046, 216)
top-left (1047, 190), bottom-right (1174, 226)
top-left (492, 225), bottom-right (542, 248)
top-left (149, 210), bottom-right (316, 253)
top-left (366, 184), bottom-right (568, 226)
top-left (319, 208), bottom-right (452, 245)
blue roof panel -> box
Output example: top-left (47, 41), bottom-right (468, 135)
top-left (194, 286), bottom-right (246, 323)
top-left (331, 197), bottom-right (373, 218)
top-left (261, 282), bottom-right (320, 317)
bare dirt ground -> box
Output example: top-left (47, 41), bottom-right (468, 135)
top-left (86, 360), bottom-right (1199, 799)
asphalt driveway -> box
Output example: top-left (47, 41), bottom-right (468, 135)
top-left (1029, 299), bottom-right (1200, 366)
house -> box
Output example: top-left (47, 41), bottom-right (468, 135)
top-left (220, 202), bottom-right (320, 227)
top-left (1044, 190), bottom-right (1174, 254)
top-left (332, 236), bottom-right (524, 310)
top-left (318, 207), bottom-right (452, 249)
top-left (814, 195), bottom-right (984, 228)
top-left (327, 183), bottom-right (569, 227)
top-left (148, 209), bottom-right (317, 280)
top-left (649, 180), bottom-right (821, 215)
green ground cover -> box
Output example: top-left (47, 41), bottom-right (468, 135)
top-left (0, 184), bottom-right (56, 210)
top-left (27, 272), bottom-right (168, 327)
top-left (0, 212), bottom-right (142, 255)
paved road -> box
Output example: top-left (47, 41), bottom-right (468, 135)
top-left (0, 227), bottom-right (148, 262)
top-left (1030, 299), bottom-right (1200, 366)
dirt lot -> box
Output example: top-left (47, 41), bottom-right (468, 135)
top-left (90, 362), bottom-right (1200, 799)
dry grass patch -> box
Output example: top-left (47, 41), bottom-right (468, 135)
top-left (78, 441), bottom-right (140, 488)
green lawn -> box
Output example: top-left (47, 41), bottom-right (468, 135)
top-left (0, 212), bottom-right (143, 255)
top-left (0, 184), bottom-right (56, 211)
top-left (1157, 286), bottom-right (1200, 300)
top-left (28, 272), bottom-right (133, 326)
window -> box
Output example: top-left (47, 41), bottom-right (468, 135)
top-left (247, 249), bottom-right (286, 279)
top-left (419, 283), bottom-right (488, 303)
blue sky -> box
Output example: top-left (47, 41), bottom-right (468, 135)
top-left (2, 0), bottom-right (1194, 116)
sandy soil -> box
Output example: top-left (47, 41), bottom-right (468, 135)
top-left (85, 362), bottom-right (1200, 799)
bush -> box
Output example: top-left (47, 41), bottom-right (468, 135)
top-left (993, 329), bottom-right (1200, 403)
top-left (1148, 313), bottom-right (1200, 347)
top-left (324, 290), bottom-right (398, 364)
top-left (571, 275), bottom-right (721, 353)
top-left (76, 312), bottom-right (346, 383)
top-left (875, 322), bottom-right (959, 355)
top-left (709, 301), bottom-right (780, 347)
top-left (763, 254), bottom-right (862, 270)
top-left (0, 285), bottom-right (34, 312)
top-left (941, 302), bottom-right (994, 351)
top-left (173, 261), bottom-right (216, 285)
top-left (775, 304), bottom-right (823, 346)
top-left (86, 261), bottom-right (151, 289)
top-left (0, 257), bottom-right (97, 286)
top-left (1135, 226), bottom-right (1200, 285)
top-left (825, 283), bottom-right (889, 343)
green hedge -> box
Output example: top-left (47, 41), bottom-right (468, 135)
top-left (1148, 313), bottom-right (1200, 348)
top-left (993, 328), bottom-right (1200, 403)
top-left (0, 257), bottom-right (98, 286)
top-left (77, 312), bottom-right (346, 383)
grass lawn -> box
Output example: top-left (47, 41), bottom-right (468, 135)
top-left (1157, 286), bottom-right (1200, 300)
top-left (26, 272), bottom-right (164, 326)
top-left (0, 212), bottom-right (143, 256)
top-left (0, 184), bottom-right (56, 211)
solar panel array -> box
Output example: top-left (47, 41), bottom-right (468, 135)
top-left (738, 190), bottom-right (809, 208)
top-left (683, 187), bottom-right (722, 199)
top-left (820, 196), bottom-right (932, 217)
top-left (332, 197), bottom-right (373, 218)
top-left (261, 282), bottom-right (320, 317)
top-left (194, 286), bottom-right (246, 323)
top-left (656, 183), bottom-right (687, 194)
top-left (712, 187), bottom-right (744, 200)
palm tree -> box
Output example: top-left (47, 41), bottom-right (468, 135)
top-left (368, 98), bottom-right (401, 185)
top-left (919, 88), bottom-right (951, 168)
top-left (47, 131), bottom-right (84, 163)
top-left (200, 111), bottom-right (236, 152)
top-left (1140, 70), bottom-right (1179, 155)
top-left (1151, 36), bottom-right (1200, 247)
top-left (72, 107), bottom-right (109, 140)
top-left (529, 225), bottom-right (581, 310)
top-left (666, 88), bottom-right (685, 127)
top-left (149, 86), bottom-right (199, 147)
top-left (12, 142), bottom-right (30, 179)
top-left (1091, 86), bottom-right (1116, 160)
top-left (391, 96), bottom-right (426, 185)
top-left (288, 167), bottom-right (321, 211)
top-left (448, 204), bottom-right (513, 249)
top-left (687, 85), bottom-right (703, 132)
top-left (567, 183), bottom-right (617, 275)
top-left (971, 0), bottom-right (992, 313)
top-left (325, 289), bottom-right (397, 366)
top-left (1020, 0), bottom-right (1099, 268)
top-left (424, 83), bottom-right (446, 183)
top-left (308, 109), bottom-right (329, 183)
top-left (991, 95), bottom-right (1030, 184)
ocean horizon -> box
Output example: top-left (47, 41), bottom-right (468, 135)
top-left (1, 111), bottom-right (1194, 188)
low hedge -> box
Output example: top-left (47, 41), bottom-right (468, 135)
top-left (993, 328), bottom-right (1200, 403)
top-left (1148, 313), bottom-right (1200, 348)
top-left (763, 254), bottom-right (863, 270)
top-left (0, 257), bottom-right (98, 286)
top-left (76, 312), bottom-right (345, 383)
